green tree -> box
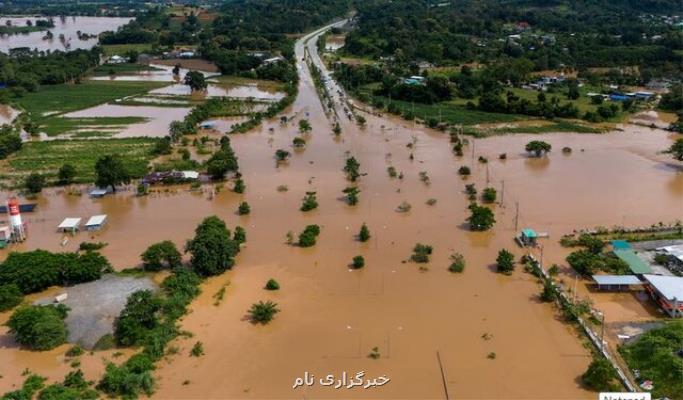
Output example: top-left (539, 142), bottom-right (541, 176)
top-left (300, 191), bottom-right (318, 211)
top-left (185, 216), bottom-right (239, 276)
top-left (467, 203), bottom-right (495, 231)
top-left (581, 358), bottom-right (618, 391)
top-left (265, 278), bottom-right (280, 290)
top-left (8, 305), bottom-right (68, 350)
top-left (343, 186), bottom-right (360, 205)
top-left (248, 300), bottom-right (280, 324)
top-left (184, 71), bottom-right (207, 91)
top-left (233, 178), bottom-right (245, 193)
top-left (448, 253), bottom-right (465, 273)
top-left (25, 173), bottom-right (45, 194)
top-left (351, 255), bottom-right (365, 269)
top-left (358, 223), bottom-right (370, 242)
top-left (298, 225), bottom-right (320, 247)
top-left (344, 157), bottom-right (361, 181)
top-left (458, 166), bottom-right (471, 176)
top-left (233, 226), bottom-right (247, 244)
top-left (411, 243), bottom-right (433, 263)
top-left (668, 138), bottom-right (683, 161)
top-left (95, 155), bottom-right (130, 192)
top-left (141, 241), bottom-right (182, 271)
top-left (525, 140), bottom-right (552, 157)
top-left (275, 149), bottom-right (291, 162)
top-left (496, 249), bottom-right (515, 274)
top-left (57, 164), bottom-right (77, 185)
top-left (238, 201), bottom-right (251, 215)
top-left (482, 187), bottom-right (497, 203)
top-left (540, 280), bottom-right (556, 302)
top-left (114, 290), bottom-right (162, 346)
top-left (0, 283), bottom-right (23, 311)
top-left (298, 119), bottom-right (312, 133)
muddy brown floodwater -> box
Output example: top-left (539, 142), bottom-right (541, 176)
top-left (0, 16), bottom-right (131, 53)
top-left (1, 23), bottom-right (682, 399)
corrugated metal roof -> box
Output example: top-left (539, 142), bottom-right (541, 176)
top-left (85, 215), bottom-right (107, 227)
top-left (614, 249), bottom-right (652, 274)
top-left (522, 228), bottom-right (537, 238)
top-left (658, 245), bottom-right (683, 263)
top-left (643, 275), bottom-right (683, 301)
top-left (58, 218), bottom-right (81, 229)
top-left (592, 275), bottom-right (642, 286)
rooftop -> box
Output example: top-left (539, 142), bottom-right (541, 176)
top-left (592, 275), bottom-right (643, 286)
top-left (58, 217), bottom-right (81, 230)
top-left (643, 274), bottom-right (683, 301)
top-left (614, 249), bottom-right (652, 274)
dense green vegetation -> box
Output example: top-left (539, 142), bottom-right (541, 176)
top-left (564, 235), bottom-right (630, 275)
top-left (619, 321), bottom-right (683, 399)
top-left (331, 0), bottom-right (682, 132)
top-left (202, 0), bottom-right (350, 76)
top-left (345, 0), bottom-right (683, 76)
top-left (7, 304), bottom-right (69, 350)
top-left (141, 241), bottom-right (182, 272)
top-left (98, 216), bottom-right (241, 398)
top-left (0, 48), bottom-right (101, 97)
top-left (4, 138), bottom-right (158, 187)
top-left (0, 249), bottom-right (112, 294)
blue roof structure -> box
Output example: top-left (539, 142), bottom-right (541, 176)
top-left (521, 228), bottom-right (538, 238)
top-left (611, 240), bottom-right (631, 250)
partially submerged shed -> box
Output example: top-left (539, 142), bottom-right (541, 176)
top-left (85, 215), bottom-right (107, 231)
top-left (643, 274), bottom-right (683, 317)
top-left (58, 218), bottom-right (81, 233)
top-left (592, 275), bottom-right (643, 291)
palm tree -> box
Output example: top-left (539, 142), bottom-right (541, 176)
top-left (248, 301), bottom-right (280, 324)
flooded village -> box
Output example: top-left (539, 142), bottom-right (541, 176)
top-left (0, 1), bottom-right (682, 399)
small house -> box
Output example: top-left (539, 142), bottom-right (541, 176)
top-left (518, 228), bottom-right (538, 247)
top-left (107, 55), bottom-right (126, 64)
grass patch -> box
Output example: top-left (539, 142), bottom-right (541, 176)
top-left (15, 81), bottom-right (168, 117)
top-left (4, 138), bottom-right (157, 186)
top-left (375, 96), bottom-right (522, 125)
top-left (493, 120), bottom-right (605, 134)
top-left (101, 44), bottom-right (153, 57)
top-left (93, 63), bottom-right (163, 76)
top-left (39, 116), bottom-right (148, 136)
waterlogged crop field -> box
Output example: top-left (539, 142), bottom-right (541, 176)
top-left (3, 138), bottom-right (157, 185)
top-left (16, 81), bottom-right (168, 116)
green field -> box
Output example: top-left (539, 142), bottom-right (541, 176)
top-left (378, 96), bottom-right (523, 125)
top-left (4, 138), bottom-right (158, 186)
top-left (101, 44), bottom-right (154, 57)
top-left (13, 80), bottom-right (167, 136)
top-left (0, 25), bottom-right (43, 35)
top-left (93, 63), bottom-right (163, 76)
top-left (39, 116), bottom-right (149, 136)
top-left (15, 81), bottom-right (168, 116)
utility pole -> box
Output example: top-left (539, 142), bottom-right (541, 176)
top-left (600, 312), bottom-right (605, 351)
top-left (471, 138), bottom-right (475, 162)
top-left (500, 180), bottom-right (505, 208)
top-left (486, 163), bottom-right (490, 185)
top-left (514, 201), bottom-right (519, 232)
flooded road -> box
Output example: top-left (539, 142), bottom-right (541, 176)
top-left (0, 16), bottom-right (131, 53)
top-left (1, 21), bottom-right (682, 400)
